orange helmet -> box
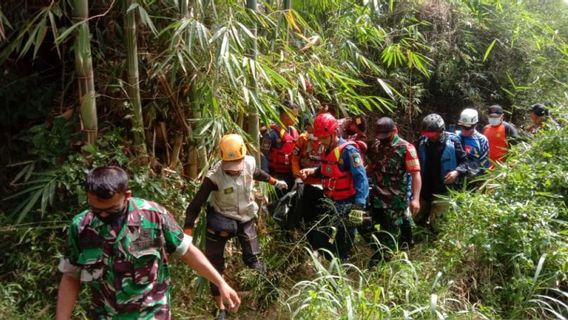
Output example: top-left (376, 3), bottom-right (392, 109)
top-left (220, 134), bottom-right (247, 161)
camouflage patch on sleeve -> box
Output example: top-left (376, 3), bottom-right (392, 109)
top-left (162, 211), bottom-right (185, 254)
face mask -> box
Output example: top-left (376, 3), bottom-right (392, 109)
top-left (94, 204), bottom-right (128, 225)
top-left (488, 118), bottom-right (502, 126)
top-left (225, 170), bottom-right (241, 176)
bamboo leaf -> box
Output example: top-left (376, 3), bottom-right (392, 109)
top-left (377, 78), bottom-right (395, 100)
top-left (15, 189), bottom-right (42, 224)
top-left (48, 11), bottom-right (61, 58)
top-left (40, 180), bottom-right (54, 213)
top-left (209, 26), bottom-right (227, 44)
top-left (236, 21), bottom-right (255, 39)
top-left (10, 163), bottom-right (34, 185)
top-left (230, 25), bottom-right (243, 50)
top-left (55, 22), bottom-right (83, 45)
top-left (250, 58), bottom-right (257, 83)
top-left (483, 39), bottom-right (497, 62)
top-left (242, 85), bottom-right (250, 105)
top-left (533, 253), bottom-right (547, 283)
top-left (33, 18), bottom-right (48, 59)
top-left (218, 33), bottom-right (229, 65)
top-left (137, 5), bottom-right (158, 36)
top-left (19, 24), bottom-right (40, 59)
top-left (3, 184), bottom-right (45, 201)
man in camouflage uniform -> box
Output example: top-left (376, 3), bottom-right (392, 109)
top-left (56, 166), bottom-right (240, 320)
top-left (365, 117), bottom-right (421, 264)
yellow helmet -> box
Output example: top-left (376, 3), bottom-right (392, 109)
top-left (220, 134), bottom-right (247, 161)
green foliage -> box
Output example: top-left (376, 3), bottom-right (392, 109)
top-left (286, 250), bottom-right (491, 319)
top-left (0, 0), bottom-right (567, 319)
top-left (437, 118), bottom-right (568, 318)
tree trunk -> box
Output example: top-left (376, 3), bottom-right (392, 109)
top-left (123, 0), bottom-right (147, 157)
top-left (72, 0), bottom-right (97, 144)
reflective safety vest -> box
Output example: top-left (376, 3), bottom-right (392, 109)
top-left (483, 123), bottom-right (507, 164)
top-left (268, 124), bottom-right (298, 174)
top-left (208, 155), bottom-right (258, 222)
top-left (320, 141), bottom-right (358, 201)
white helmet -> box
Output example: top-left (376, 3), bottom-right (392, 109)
top-left (458, 108), bottom-right (479, 126)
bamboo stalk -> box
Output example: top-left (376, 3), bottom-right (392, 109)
top-left (72, 0), bottom-right (97, 144)
top-left (159, 121), bottom-right (170, 165)
top-left (187, 143), bottom-right (198, 179)
top-left (123, 0), bottom-right (147, 157)
top-left (246, 0), bottom-right (260, 166)
top-left (169, 134), bottom-right (183, 170)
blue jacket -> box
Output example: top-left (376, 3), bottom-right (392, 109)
top-left (418, 132), bottom-right (467, 185)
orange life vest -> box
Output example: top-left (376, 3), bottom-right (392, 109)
top-left (320, 141), bottom-right (358, 201)
top-left (268, 124), bottom-right (298, 174)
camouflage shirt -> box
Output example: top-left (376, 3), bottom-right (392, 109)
top-left (367, 134), bottom-right (420, 210)
top-left (58, 197), bottom-right (192, 319)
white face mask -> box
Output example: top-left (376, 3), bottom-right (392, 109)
top-left (488, 117), bottom-right (502, 126)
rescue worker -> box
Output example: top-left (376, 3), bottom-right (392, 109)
top-left (528, 103), bottom-right (549, 135)
top-left (261, 103), bottom-right (300, 196)
top-left (290, 117), bottom-right (325, 236)
top-left (183, 134), bottom-right (288, 319)
top-left (457, 108), bottom-right (490, 177)
top-left (482, 104), bottom-right (519, 166)
top-left (416, 114), bottom-right (468, 231)
top-left (527, 103), bottom-right (559, 135)
top-left (337, 115), bottom-right (367, 141)
top-left (299, 113), bottom-right (369, 261)
top-left (365, 117), bottom-right (421, 264)
top-left (56, 166), bottom-right (240, 320)
top-left (337, 115), bottom-right (368, 156)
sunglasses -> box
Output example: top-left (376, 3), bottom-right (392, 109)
top-left (460, 125), bottom-right (474, 130)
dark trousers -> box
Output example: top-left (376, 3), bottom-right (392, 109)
top-left (360, 207), bottom-right (412, 263)
top-left (205, 219), bottom-right (262, 296)
top-left (307, 202), bottom-right (356, 261)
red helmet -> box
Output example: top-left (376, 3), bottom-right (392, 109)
top-left (314, 113), bottom-right (338, 138)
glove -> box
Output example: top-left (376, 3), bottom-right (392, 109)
top-left (348, 209), bottom-right (366, 226)
top-left (274, 180), bottom-right (288, 190)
